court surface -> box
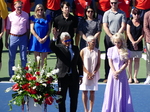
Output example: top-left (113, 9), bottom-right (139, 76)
top-left (0, 83), bottom-right (150, 112)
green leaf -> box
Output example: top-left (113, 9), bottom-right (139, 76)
top-left (15, 95), bottom-right (24, 106)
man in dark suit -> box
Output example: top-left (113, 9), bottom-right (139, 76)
top-left (50, 32), bottom-right (83, 112)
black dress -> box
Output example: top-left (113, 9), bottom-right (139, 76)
top-left (127, 20), bottom-right (143, 51)
top-left (0, 18), bottom-right (3, 63)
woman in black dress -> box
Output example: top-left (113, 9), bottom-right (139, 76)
top-left (0, 14), bottom-right (4, 70)
top-left (126, 8), bottom-right (143, 83)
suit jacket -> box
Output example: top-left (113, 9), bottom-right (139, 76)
top-left (50, 40), bottom-right (83, 78)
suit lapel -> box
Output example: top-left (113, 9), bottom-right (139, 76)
top-left (61, 45), bottom-right (71, 60)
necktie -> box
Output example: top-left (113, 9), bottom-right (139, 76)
top-left (68, 47), bottom-right (74, 60)
top-left (66, 46), bottom-right (71, 60)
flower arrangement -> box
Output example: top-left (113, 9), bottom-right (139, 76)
top-left (5, 56), bottom-right (61, 111)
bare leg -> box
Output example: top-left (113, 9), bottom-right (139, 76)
top-left (127, 58), bottom-right (133, 83)
top-left (82, 91), bottom-right (88, 112)
top-left (41, 52), bottom-right (48, 68)
top-left (75, 33), bottom-right (80, 46)
top-left (34, 51), bottom-right (40, 68)
top-left (133, 58), bottom-right (140, 83)
top-left (89, 91), bottom-right (95, 112)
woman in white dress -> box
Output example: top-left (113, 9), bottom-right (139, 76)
top-left (80, 35), bottom-right (101, 112)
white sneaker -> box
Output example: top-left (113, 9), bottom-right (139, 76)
top-left (144, 76), bottom-right (150, 84)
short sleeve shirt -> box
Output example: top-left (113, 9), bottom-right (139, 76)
top-left (127, 20), bottom-right (143, 51)
top-left (118, 0), bottom-right (132, 18)
top-left (53, 14), bottom-right (78, 43)
top-left (95, 0), bottom-right (110, 11)
top-left (46, 0), bottom-right (63, 10)
top-left (135, 0), bottom-right (150, 10)
top-left (78, 19), bottom-right (101, 36)
top-left (103, 9), bottom-right (126, 34)
top-left (6, 11), bottom-right (29, 35)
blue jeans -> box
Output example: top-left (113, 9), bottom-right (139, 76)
top-left (9, 34), bottom-right (28, 77)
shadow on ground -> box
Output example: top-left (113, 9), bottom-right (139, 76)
top-left (0, 77), bottom-right (10, 81)
top-left (98, 78), bottom-right (146, 83)
top-left (0, 77), bottom-right (146, 83)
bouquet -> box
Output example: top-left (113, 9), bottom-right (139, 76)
top-left (5, 56), bottom-right (62, 111)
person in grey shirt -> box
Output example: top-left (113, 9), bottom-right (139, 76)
top-left (103, 0), bottom-right (126, 83)
top-left (78, 6), bottom-right (101, 50)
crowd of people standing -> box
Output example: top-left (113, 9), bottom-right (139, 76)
top-left (1, 0), bottom-right (150, 112)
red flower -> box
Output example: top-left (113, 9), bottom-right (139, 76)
top-left (47, 80), bottom-right (51, 84)
top-left (12, 83), bottom-right (19, 91)
top-left (44, 93), bottom-right (49, 97)
top-left (25, 73), bottom-right (36, 81)
top-left (49, 77), bottom-right (54, 81)
top-left (22, 83), bottom-right (30, 91)
top-left (31, 77), bottom-right (36, 80)
top-left (28, 88), bottom-right (37, 94)
top-left (34, 99), bottom-right (39, 102)
top-left (45, 96), bottom-right (54, 105)
top-left (35, 82), bottom-right (40, 86)
top-left (35, 71), bottom-right (40, 75)
top-left (25, 73), bottom-right (33, 80)
top-left (56, 99), bottom-right (62, 103)
top-left (47, 77), bottom-right (53, 84)
top-left (24, 66), bottom-right (29, 70)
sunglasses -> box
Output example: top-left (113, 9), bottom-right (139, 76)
top-left (87, 10), bottom-right (93, 13)
top-left (133, 13), bottom-right (140, 15)
top-left (115, 41), bottom-right (121, 44)
top-left (64, 39), bottom-right (71, 42)
top-left (16, 6), bottom-right (22, 8)
top-left (111, 2), bottom-right (118, 5)
top-left (37, 9), bottom-right (43, 11)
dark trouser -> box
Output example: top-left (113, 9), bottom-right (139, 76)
top-left (97, 9), bottom-right (105, 23)
top-left (104, 35), bottom-right (114, 79)
top-left (45, 9), bottom-right (62, 22)
top-left (0, 38), bottom-right (3, 63)
top-left (58, 75), bottom-right (79, 112)
top-left (75, 16), bottom-right (83, 33)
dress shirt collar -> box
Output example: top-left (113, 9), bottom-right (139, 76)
top-left (110, 9), bottom-right (122, 14)
top-left (61, 14), bottom-right (71, 20)
top-left (65, 44), bottom-right (72, 49)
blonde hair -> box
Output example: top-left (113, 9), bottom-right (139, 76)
top-left (34, 4), bottom-right (45, 18)
top-left (111, 33), bottom-right (129, 60)
top-left (14, 1), bottom-right (23, 5)
top-left (86, 35), bottom-right (96, 42)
